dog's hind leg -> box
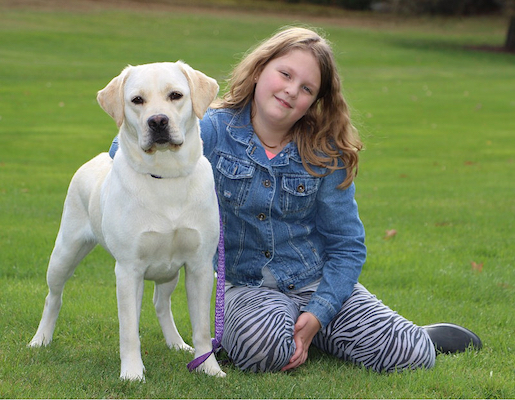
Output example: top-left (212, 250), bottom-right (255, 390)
top-left (29, 227), bottom-right (97, 347)
top-left (29, 165), bottom-right (104, 348)
top-left (153, 275), bottom-right (194, 353)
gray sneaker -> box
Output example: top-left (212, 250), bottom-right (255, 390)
top-left (423, 323), bottom-right (482, 354)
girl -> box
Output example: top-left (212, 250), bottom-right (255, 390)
top-left (199, 26), bottom-right (480, 373)
top-left (110, 26), bottom-right (481, 373)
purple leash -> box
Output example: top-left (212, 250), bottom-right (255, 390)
top-left (187, 214), bottom-right (225, 372)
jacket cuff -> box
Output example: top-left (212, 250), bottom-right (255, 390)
top-left (301, 294), bottom-right (337, 329)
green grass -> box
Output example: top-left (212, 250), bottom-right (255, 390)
top-left (1, 1), bottom-right (514, 398)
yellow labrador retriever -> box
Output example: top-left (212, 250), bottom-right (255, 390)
top-left (29, 62), bottom-right (224, 380)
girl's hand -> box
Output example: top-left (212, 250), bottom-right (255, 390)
top-left (281, 312), bottom-right (321, 371)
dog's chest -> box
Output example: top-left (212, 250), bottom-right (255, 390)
top-left (135, 226), bottom-right (202, 282)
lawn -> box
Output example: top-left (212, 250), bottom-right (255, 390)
top-left (0, 0), bottom-right (514, 398)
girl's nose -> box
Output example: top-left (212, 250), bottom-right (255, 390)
top-left (285, 84), bottom-right (298, 98)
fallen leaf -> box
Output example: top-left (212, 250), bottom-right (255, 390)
top-left (435, 221), bottom-right (451, 227)
top-left (384, 229), bottom-right (397, 240)
top-left (471, 261), bottom-right (483, 272)
top-left (497, 282), bottom-right (513, 289)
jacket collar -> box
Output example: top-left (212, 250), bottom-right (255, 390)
top-left (226, 102), bottom-right (255, 146)
top-left (226, 103), bottom-right (302, 163)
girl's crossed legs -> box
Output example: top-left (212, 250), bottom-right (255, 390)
top-left (222, 283), bottom-right (436, 373)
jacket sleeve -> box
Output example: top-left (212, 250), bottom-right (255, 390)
top-left (199, 109), bottom-right (217, 159)
top-left (302, 169), bottom-right (367, 328)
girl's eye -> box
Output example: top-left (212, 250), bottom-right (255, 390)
top-left (169, 91), bottom-right (183, 101)
top-left (131, 96), bottom-right (144, 105)
top-left (280, 71), bottom-right (290, 79)
top-left (303, 86), bottom-right (313, 95)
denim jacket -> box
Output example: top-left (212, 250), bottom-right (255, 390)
top-left (201, 104), bottom-right (366, 328)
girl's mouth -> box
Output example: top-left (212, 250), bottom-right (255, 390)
top-left (274, 96), bottom-right (292, 109)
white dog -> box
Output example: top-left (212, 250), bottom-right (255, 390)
top-left (29, 62), bottom-right (225, 380)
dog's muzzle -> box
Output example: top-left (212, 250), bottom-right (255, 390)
top-left (145, 114), bottom-right (183, 153)
top-left (148, 114), bottom-right (170, 142)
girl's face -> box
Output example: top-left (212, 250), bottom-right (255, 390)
top-left (253, 49), bottom-right (321, 135)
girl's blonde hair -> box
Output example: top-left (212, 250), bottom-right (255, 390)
top-left (214, 26), bottom-right (362, 189)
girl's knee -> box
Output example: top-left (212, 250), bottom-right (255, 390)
top-left (233, 334), bottom-right (295, 372)
top-left (223, 313), bottom-right (296, 372)
top-left (222, 287), bottom-right (299, 372)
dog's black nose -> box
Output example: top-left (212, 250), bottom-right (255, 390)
top-left (148, 114), bottom-right (169, 132)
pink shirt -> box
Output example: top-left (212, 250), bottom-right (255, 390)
top-left (265, 149), bottom-right (277, 159)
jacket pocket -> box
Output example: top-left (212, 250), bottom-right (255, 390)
top-left (216, 155), bottom-right (255, 208)
top-left (280, 174), bottom-right (319, 217)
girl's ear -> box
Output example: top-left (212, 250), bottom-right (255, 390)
top-left (254, 68), bottom-right (263, 83)
top-left (97, 66), bottom-right (132, 128)
top-left (178, 61), bottom-right (219, 119)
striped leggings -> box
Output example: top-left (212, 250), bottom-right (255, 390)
top-left (221, 283), bottom-right (436, 373)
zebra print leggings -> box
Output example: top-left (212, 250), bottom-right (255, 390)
top-left (221, 283), bottom-right (436, 373)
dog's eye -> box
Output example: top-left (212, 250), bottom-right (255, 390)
top-left (131, 96), bottom-right (144, 105)
top-left (168, 92), bottom-right (183, 101)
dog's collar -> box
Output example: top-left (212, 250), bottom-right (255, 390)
top-left (150, 174), bottom-right (163, 179)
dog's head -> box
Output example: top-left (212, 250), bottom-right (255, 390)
top-left (97, 62), bottom-right (218, 155)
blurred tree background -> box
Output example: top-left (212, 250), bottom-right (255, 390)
top-left (278, 0), bottom-right (500, 14)
top-left (276, 0), bottom-right (515, 50)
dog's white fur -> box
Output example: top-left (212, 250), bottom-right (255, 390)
top-left (29, 62), bottom-right (224, 380)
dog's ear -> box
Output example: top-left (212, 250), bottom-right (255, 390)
top-left (178, 62), bottom-right (219, 119)
top-left (97, 66), bottom-right (132, 128)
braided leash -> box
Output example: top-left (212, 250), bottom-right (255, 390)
top-left (187, 214), bottom-right (225, 372)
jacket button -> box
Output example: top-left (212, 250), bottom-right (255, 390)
top-left (297, 184), bottom-right (305, 193)
top-left (257, 213), bottom-right (266, 221)
top-left (288, 284), bottom-right (295, 290)
top-left (264, 251), bottom-right (272, 258)
top-left (263, 179), bottom-right (271, 188)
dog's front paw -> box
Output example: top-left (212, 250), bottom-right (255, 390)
top-left (28, 334), bottom-right (51, 348)
top-left (120, 370), bottom-right (145, 382)
top-left (212, 369), bottom-right (226, 378)
top-left (196, 365), bottom-right (226, 378)
top-left (120, 360), bottom-right (146, 381)
top-left (195, 354), bottom-right (225, 378)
